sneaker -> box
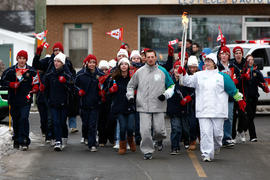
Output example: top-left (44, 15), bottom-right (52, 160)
top-left (50, 139), bottom-right (55, 147)
top-left (99, 143), bottom-right (105, 147)
top-left (184, 145), bottom-right (190, 149)
top-left (21, 145), bottom-right (28, 151)
top-left (70, 128), bottom-right (79, 133)
top-left (170, 149), bottom-right (180, 155)
top-left (54, 141), bottom-right (62, 151)
top-left (222, 141), bottom-right (234, 148)
top-left (144, 153), bottom-right (153, 160)
top-left (202, 156), bottom-right (211, 162)
top-left (231, 139), bottom-right (236, 144)
top-left (127, 144), bottom-right (130, 150)
top-left (45, 140), bottom-right (51, 144)
top-left (113, 143), bottom-right (119, 149)
top-left (62, 138), bottom-right (68, 149)
top-left (154, 141), bottom-right (163, 151)
top-left (84, 139), bottom-right (88, 145)
top-left (250, 138), bottom-right (257, 142)
top-left (90, 146), bottom-right (97, 152)
top-left (80, 138), bottom-right (85, 144)
top-left (240, 132), bottom-right (246, 143)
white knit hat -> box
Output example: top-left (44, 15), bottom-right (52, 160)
top-left (98, 60), bottom-right (109, 70)
top-left (54, 52), bottom-right (66, 64)
top-left (117, 49), bottom-right (128, 58)
top-left (130, 50), bottom-right (141, 59)
top-left (187, 56), bottom-right (198, 67)
top-left (108, 59), bottom-right (117, 68)
top-left (205, 53), bottom-right (218, 64)
top-left (118, 57), bottom-right (130, 67)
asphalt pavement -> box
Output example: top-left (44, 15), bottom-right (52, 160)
top-left (0, 113), bottom-right (270, 180)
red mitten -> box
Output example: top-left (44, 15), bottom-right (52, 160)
top-left (238, 100), bottom-right (246, 112)
top-left (9, 82), bottom-right (20, 89)
top-left (262, 83), bottom-right (270, 93)
top-left (177, 66), bottom-right (186, 76)
top-left (168, 44), bottom-right (174, 57)
top-left (39, 83), bottom-right (45, 92)
top-left (109, 80), bottom-right (118, 93)
top-left (30, 84), bottom-right (39, 94)
top-left (120, 44), bottom-right (126, 49)
top-left (233, 78), bottom-right (239, 85)
top-left (180, 95), bottom-right (192, 106)
top-left (36, 45), bottom-right (44, 56)
top-left (241, 69), bottom-right (251, 80)
top-left (78, 89), bottom-right (86, 96)
top-left (58, 76), bottom-right (66, 83)
top-left (99, 90), bottom-right (106, 102)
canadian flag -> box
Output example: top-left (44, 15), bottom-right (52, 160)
top-left (33, 30), bottom-right (48, 41)
top-left (106, 28), bottom-right (123, 41)
top-left (42, 42), bottom-right (49, 49)
top-left (168, 39), bottom-right (178, 45)
top-left (216, 26), bottom-right (224, 42)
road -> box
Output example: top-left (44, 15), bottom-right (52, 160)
top-left (0, 113), bottom-right (270, 180)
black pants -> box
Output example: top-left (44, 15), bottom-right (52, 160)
top-left (246, 98), bottom-right (258, 140)
top-left (232, 102), bottom-right (248, 139)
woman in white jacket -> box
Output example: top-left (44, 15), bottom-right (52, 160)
top-left (178, 53), bottom-right (246, 162)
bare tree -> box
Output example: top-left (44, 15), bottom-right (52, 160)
top-left (0, 0), bottom-right (35, 10)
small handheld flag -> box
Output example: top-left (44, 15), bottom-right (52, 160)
top-left (216, 26), bottom-right (224, 42)
top-left (169, 39), bottom-right (178, 45)
top-left (106, 28), bottom-right (123, 41)
top-left (33, 30), bottom-right (49, 48)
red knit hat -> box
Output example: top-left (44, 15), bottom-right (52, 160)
top-left (220, 46), bottom-right (231, 58)
top-left (83, 54), bottom-right (97, 64)
top-left (173, 61), bottom-right (181, 69)
top-left (17, 50), bottom-right (28, 60)
top-left (178, 52), bottom-right (188, 60)
top-left (52, 42), bottom-right (64, 52)
top-left (233, 46), bottom-right (243, 55)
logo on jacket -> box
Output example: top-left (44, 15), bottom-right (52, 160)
top-left (154, 74), bottom-right (161, 81)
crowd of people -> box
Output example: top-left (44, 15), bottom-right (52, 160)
top-left (1, 38), bottom-right (269, 161)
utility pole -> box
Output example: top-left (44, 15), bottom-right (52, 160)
top-left (35, 0), bottom-right (46, 54)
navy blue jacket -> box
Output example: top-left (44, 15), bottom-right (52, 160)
top-left (1, 64), bottom-right (37, 106)
top-left (167, 75), bottom-right (189, 117)
top-left (44, 67), bottom-right (73, 108)
top-left (75, 67), bottom-right (102, 109)
top-left (246, 66), bottom-right (265, 99)
top-left (110, 75), bottom-right (135, 114)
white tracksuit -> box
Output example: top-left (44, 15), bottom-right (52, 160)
top-left (182, 69), bottom-right (239, 159)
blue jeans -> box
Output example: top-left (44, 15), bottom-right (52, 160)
top-left (223, 101), bottom-right (234, 144)
top-left (10, 105), bottom-right (31, 146)
top-left (170, 116), bottom-right (183, 150)
top-left (50, 107), bottom-right (68, 143)
top-left (81, 109), bottom-right (98, 148)
top-left (68, 116), bottom-right (77, 129)
top-left (118, 113), bottom-right (135, 141)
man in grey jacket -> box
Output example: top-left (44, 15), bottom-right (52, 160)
top-left (126, 49), bottom-right (174, 160)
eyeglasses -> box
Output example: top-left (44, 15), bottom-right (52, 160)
top-left (53, 48), bottom-right (60, 52)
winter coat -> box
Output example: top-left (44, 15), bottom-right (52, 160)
top-left (183, 69), bottom-right (239, 118)
top-left (75, 67), bottom-right (102, 110)
top-left (110, 75), bottom-right (135, 114)
top-left (1, 64), bottom-right (37, 106)
top-left (44, 67), bottom-right (73, 108)
top-left (167, 75), bottom-right (189, 117)
top-left (126, 63), bottom-right (174, 113)
top-left (245, 66), bottom-right (265, 99)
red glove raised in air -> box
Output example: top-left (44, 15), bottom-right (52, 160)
top-left (180, 95), bottom-right (192, 106)
top-left (9, 82), bottom-right (20, 89)
top-left (58, 76), bottom-right (66, 83)
top-left (238, 100), bottom-right (246, 112)
top-left (36, 45), bottom-right (44, 56)
top-left (168, 45), bottom-right (174, 57)
top-left (177, 66), bottom-right (186, 76)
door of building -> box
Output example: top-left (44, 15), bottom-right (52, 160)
top-left (0, 44), bottom-right (13, 73)
top-left (64, 24), bottom-right (92, 68)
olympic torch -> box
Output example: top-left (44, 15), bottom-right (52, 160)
top-left (180, 12), bottom-right (189, 67)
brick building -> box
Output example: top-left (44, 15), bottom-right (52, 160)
top-left (46, 0), bottom-right (270, 67)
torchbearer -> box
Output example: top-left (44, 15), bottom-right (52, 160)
top-left (180, 12), bottom-right (189, 67)
top-left (178, 53), bottom-right (246, 162)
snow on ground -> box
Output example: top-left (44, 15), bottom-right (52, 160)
top-left (0, 125), bottom-right (13, 159)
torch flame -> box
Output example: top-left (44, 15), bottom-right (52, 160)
top-left (182, 12), bottom-right (189, 26)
